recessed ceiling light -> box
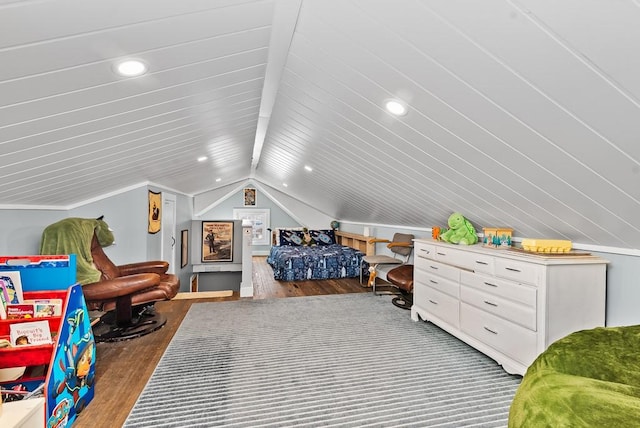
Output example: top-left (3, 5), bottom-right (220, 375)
top-left (385, 99), bottom-right (408, 116)
top-left (304, 165), bottom-right (313, 172)
top-left (283, 183), bottom-right (288, 187)
top-left (215, 178), bottom-right (222, 182)
top-left (197, 156), bottom-right (208, 162)
top-left (114, 59), bottom-right (148, 77)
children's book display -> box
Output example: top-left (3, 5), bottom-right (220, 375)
top-left (0, 255), bottom-right (95, 427)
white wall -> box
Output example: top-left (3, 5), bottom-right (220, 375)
top-left (195, 180), bottom-right (334, 255)
top-left (0, 209), bottom-right (67, 254)
top-left (0, 184), bottom-right (195, 292)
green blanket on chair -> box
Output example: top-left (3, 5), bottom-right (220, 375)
top-left (40, 217), bottom-right (115, 285)
top-left (509, 325), bottom-right (640, 427)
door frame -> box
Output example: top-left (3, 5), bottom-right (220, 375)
top-left (161, 193), bottom-right (177, 274)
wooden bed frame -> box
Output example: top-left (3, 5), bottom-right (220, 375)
top-left (270, 228), bottom-right (375, 256)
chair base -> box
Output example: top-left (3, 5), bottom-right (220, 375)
top-left (92, 305), bottom-right (167, 343)
top-left (392, 295), bottom-right (413, 310)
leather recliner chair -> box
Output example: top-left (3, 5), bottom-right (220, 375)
top-left (40, 217), bottom-right (180, 342)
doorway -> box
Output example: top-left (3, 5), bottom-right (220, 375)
top-left (161, 193), bottom-right (177, 274)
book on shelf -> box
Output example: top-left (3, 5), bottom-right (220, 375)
top-left (9, 319), bottom-right (53, 346)
top-left (0, 271), bottom-right (24, 304)
top-left (0, 289), bottom-right (6, 319)
top-left (5, 299), bottom-right (63, 319)
top-left (6, 303), bottom-right (36, 319)
top-left (28, 298), bottom-right (63, 317)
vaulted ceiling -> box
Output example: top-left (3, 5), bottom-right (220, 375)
top-left (1, 0), bottom-right (639, 248)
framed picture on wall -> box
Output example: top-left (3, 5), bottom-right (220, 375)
top-left (201, 221), bottom-right (234, 262)
top-left (243, 187), bottom-right (256, 206)
top-left (180, 229), bottom-right (188, 268)
top-left (148, 190), bottom-right (161, 234)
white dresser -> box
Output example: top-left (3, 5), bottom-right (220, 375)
top-left (411, 239), bottom-right (608, 375)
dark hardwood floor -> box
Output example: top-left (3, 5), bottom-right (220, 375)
top-left (74, 257), bottom-right (376, 427)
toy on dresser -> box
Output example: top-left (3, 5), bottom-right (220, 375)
top-left (438, 212), bottom-right (478, 245)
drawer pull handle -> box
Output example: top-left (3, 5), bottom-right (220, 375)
top-left (421, 249), bottom-right (431, 254)
top-left (429, 280), bottom-right (438, 284)
top-left (484, 300), bottom-right (498, 307)
top-left (475, 260), bottom-right (488, 265)
top-left (505, 267), bottom-right (521, 273)
top-left (484, 326), bottom-right (498, 335)
top-left (436, 252), bottom-right (446, 256)
top-left (430, 265), bottom-right (439, 270)
top-left (428, 299), bottom-right (438, 305)
top-left (484, 282), bottom-right (498, 288)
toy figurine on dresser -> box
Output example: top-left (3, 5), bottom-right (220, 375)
top-left (438, 212), bottom-right (478, 245)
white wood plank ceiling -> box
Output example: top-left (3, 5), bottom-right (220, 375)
top-left (1, 0), bottom-right (639, 248)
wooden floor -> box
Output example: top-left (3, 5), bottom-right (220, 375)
top-left (73, 257), bottom-right (377, 427)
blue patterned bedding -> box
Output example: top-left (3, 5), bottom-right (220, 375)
top-left (267, 244), bottom-right (366, 281)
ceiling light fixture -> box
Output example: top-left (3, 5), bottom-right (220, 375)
top-left (385, 99), bottom-right (408, 116)
top-left (304, 165), bottom-right (313, 172)
top-left (215, 178), bottom-right (222, 182)
top-left (197, 156), bottom-right (208, 162)
top-left (114, 59), bottom-right (148, 77)
top-left (283, 183), bottom-right (288, 187)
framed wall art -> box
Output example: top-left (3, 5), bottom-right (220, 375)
top-left (180, 229), bottom-right (189, 268)
top-left (148, 190), bottom-right (161, 234)
top-left (201, 221), bottom-right (234, 262)
top-left (243, 187), bottom-right (256, 206)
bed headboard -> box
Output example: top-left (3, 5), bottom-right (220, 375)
top-left (271, 228), bottom-right (376, 256)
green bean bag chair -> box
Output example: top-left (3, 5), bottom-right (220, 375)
top-left (509, 325), bottom-right (640, 427)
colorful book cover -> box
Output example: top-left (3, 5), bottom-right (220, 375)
top-left (9, 319), bottom-right (53, 346)
top-left (6, 303), bottom-right (35, 319)
top-left (32, 299), bottom-right (63, 317)
top-left (0, 289), bottom-right (6, 319)
top-left (0, 271), bottom-right (24, 303)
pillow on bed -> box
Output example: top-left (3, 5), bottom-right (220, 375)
top-left (309, 229), bottom-right (336, 246)
top-left (279, 229), bottom-right (306, 246)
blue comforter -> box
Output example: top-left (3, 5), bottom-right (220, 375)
top-left (267, 244), bottom-right (365, 281)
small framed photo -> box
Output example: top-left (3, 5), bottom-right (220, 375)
top-left (243, 188), bottom-right (256, 206)
top-left (180, 229), bottom-right (188, 268)
top-left (201, 221), bottom-right (234, 262)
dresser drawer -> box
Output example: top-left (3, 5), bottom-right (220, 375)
top-left (461, 303), bottom-right (538, 366)
top-left (494, 258), bottom-right (541, 285)
top-left (415, 267), bottom-right (460, 298)
top-left (465, 252), bottom-right (495, 275)
top-left (433, 246), bottom-right (469, 268)
top-left (460, 271), bottom-right (536, 308)
top-left (414, 242), bottom-right (436, 261)
top-left (460, 285), bottom-right (536, 330)
top-left (415, 258), bottom-right (460, 283)
top-left (415, 283), bottom-right (459, 328)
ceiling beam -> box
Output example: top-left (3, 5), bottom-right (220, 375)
top-left (250, 0), bottom-right (302, 176)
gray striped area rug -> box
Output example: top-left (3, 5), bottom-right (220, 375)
top-left (124, 293), bottom-right (521, 427)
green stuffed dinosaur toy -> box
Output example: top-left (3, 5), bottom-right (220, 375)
top-left (439, 212), bottom-right (478, 245)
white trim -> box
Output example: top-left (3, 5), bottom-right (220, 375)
top-left (0, 181), bottom-right (192, 211)
top-left (193, 179), bottom-right (250, 217)
top-left (251, 250), bottom-right (271, 256)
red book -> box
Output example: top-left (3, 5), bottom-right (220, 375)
top-left (6, 303), bottom-right (35, 319)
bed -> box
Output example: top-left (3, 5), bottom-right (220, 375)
top-left (266, 229), bottom-right (374, 281)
